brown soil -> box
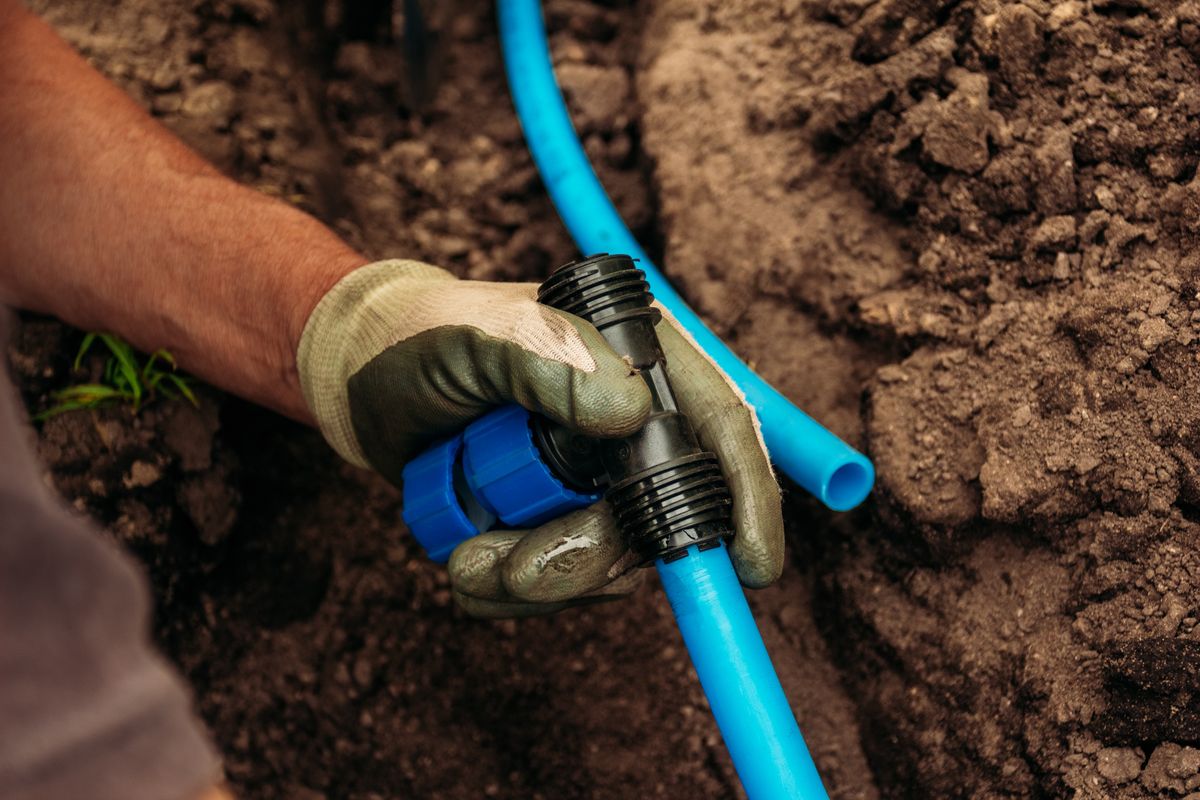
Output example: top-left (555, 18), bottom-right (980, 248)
top-left (11, 0), bottom-right (1200, 797)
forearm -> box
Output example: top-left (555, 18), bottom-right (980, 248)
top-left (0, 5), bottom-right (366, 421)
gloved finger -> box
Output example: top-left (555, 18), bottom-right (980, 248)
top-left (581, 568), bottom-right (644, 599)
top-left (404, 306), bottom-right (656, 440)
top-left (541, 313), bottom-right (655, 438)
top-left (500, 504), bottom-right (629, 603)
top-left (447, 508), bottom-right (645, 618)
top-left (448, 532), bottom-right (571, 617)
top-left (656, 315), bottom-right (784, 588)
top-left (447, 507), bottom-right (627, 603)
top-left (452, 569), bottom-right (643, 619)
top-left (343, 291), bottom-right (652, 482)
top-left (447, 530), bottom-right (523, 602)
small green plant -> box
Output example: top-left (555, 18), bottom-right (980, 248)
top-left (36, 333), bottom-right (197, 421)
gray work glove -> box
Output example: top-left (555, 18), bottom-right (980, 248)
top-left (298, 259), bottom-right (783, 617)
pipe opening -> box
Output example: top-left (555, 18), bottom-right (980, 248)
top-left (825, 461), bottom-right (873, 512)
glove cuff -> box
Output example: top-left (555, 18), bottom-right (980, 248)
top-left (297, 258), bottom-right (455, 467)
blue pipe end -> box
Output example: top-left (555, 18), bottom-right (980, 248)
top-left (764, 420), bottom-right (874, 513)
top-left (824, 458), bottom-right (874, 512)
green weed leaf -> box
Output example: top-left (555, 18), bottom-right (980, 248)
top-left (73, 333), bottom-right (96, 371)
top-left (40, 334), bottom-right (195, 420)
top-left (99, 334), bottom-right (142, 408)
top-left (165, 373), bottom-right (198, 406)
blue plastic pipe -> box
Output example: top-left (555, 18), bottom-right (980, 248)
top-left (403, 408), bottom-right (832, 798)
top-left (658, 543), bottom-right (828, 799)
top-left (497, 0), bottom-right (875, 512)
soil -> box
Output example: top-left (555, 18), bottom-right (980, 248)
top-left (10, 0), bottom-right (1200, 797)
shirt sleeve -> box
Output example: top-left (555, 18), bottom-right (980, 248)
top-left (0, 310), bottom-right (223, 800)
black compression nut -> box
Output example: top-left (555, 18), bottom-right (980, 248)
top-left (537, 254), bottom-right (733, 564)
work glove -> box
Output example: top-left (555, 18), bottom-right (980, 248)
top-left (297, 259), bottom-right (783, 617)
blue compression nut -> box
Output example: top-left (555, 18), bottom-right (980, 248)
top-left (462, 405), bottom-right (599, 527)
top-left (400, 434), bottom-right (483, 563)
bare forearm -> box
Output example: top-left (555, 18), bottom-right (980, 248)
top-left (0, 5), bottom-right (366, 420)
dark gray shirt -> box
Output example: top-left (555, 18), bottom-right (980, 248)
top-left (0, 312), bottom-right (221, 800)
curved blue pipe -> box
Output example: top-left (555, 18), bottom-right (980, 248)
top-left (497, 0), bottom-right (875, 511)
top-left (658, 543), bottom-right (828, 799)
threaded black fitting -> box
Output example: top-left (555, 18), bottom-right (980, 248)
top-left (536, 254), bottom-right (733, 564)
top-left (538, 252), bottom-right (661, 331)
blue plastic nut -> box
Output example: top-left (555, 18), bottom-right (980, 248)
top-left (400, 434), bottom-right (485, 563)
top-left (462, 405), bottom-right (599, 527)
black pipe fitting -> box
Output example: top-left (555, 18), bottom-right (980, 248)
top-left (532, 254), bottom-right (733, 564)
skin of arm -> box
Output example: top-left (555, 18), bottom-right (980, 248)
top-left (0, 6), bottom-right (364, 797)
top-left (0, 4), bottom-right (450, 794)
top-left (0, 0), bottom-right (369, 422)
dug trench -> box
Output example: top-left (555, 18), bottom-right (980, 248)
top-left (9, 0), bottom-right (1200, 797)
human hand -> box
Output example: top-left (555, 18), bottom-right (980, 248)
top-left (297, 260), bottom-right (783, 617)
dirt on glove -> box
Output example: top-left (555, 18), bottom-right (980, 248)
top-left (10, 0), bottom-right (1200, 797)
